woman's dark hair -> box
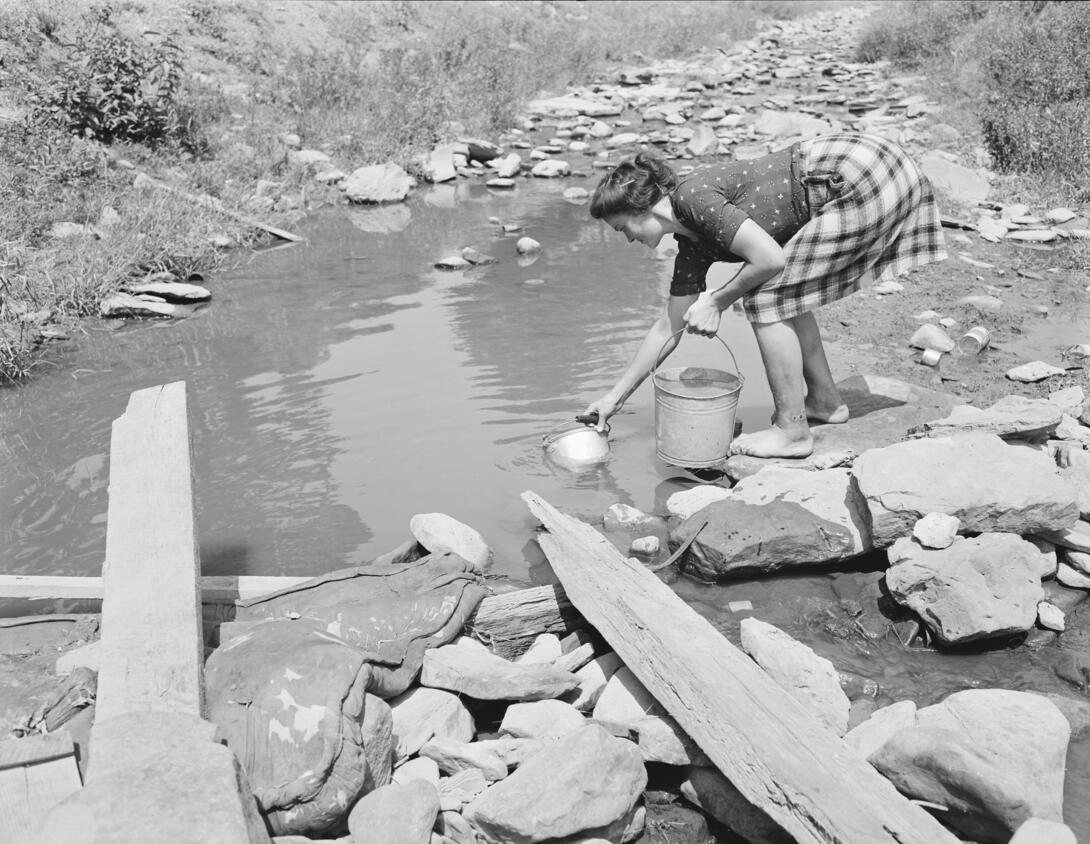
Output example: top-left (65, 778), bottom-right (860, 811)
top-left (589, 151), bottom-right (678, 220)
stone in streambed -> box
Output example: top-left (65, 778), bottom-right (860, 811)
top-left (739, 618), bottom-right (850, 735)
top-left (909, 395), bottom-right (1062, 440)
top-left (1010, 818), bottom-right (1077, 844)
top-left (389, 686), bottom-right (475, 761)
top-left (499, 699), bottom-right (586, 741)
top-left (604, 503), bottom-right (661, 532)
top-left (464, 724), bottom-right (645, 844)
top-left (1007, 361), bottom-right (1066, 383)
top-left (1037, 601), bottom-right (1065, 631)
top-left (665, 485), bottom-right (731, 519)
top-left (123, 280), bottom-right (211, 303)
top-left (344, 162), bottom-right (414, 203)
top-left (393, 756), bottom-right (440, 788)
top-left (870, 689), bottom-right (1069, 843)
top-left (912, 513), bottom-right (960, 549)
top-left (409, 513), bottom-right (492, 571)
top-left (1058, 449), bottom-right (1090, 519)
top-left (421, 642), bottom-right (578, 701)
top-left (843, 699), bottom-right (917, 761)
top-left (885, 534), bottom-right (1043, 645)
top-left (567, 652), bottom-right (624, 712)
top-left (672, 467), bottom-right (871, 579)
top-left (99, 291), bottom-right (186, 318)
top-left (347, 779), bottom-right (439, 844)
top-left (852, 433), bottom-right (1079, 547)
top-left (439, 768), bottom-right (487, 812)
top-left (909, 323), bottom-right (955, 353)
top-left (419, 738), bottom-right (508, 782)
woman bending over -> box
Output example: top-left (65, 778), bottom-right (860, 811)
top-left (585, 133), bottom-right (947, 459)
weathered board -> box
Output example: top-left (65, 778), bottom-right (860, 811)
top-left (522, 490), bottom-right (960, 844)
top-left (0, 733), bottom-right (82, 844)
top-left (465, 583), bottom-right (581, 656)
top-left (96, 382), bottom-right (203, 722)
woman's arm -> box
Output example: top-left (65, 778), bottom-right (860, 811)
top-left (683, 219), bottom-right (786, 335)
top-left (584, 293), bottom-right (697, 430)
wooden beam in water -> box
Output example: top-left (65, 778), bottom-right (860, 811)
top-left (96, 381), bottom-right (203, 722)
top-left (522, 490), bottom-right (961, 844)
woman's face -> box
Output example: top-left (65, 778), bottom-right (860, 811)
top-left (604, 212), bottom-right (665, 248)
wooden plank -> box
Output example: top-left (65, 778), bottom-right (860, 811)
top-left (522, 490), bottom-right (960, 844)
top-left (96, 382), bottom-right (203, 722)
top-left (464, 583), bottom-right (581, 657)
top-left (0, 574), bottom-right (312, 602)
top-left (0, 735), bottom-right (82, 844)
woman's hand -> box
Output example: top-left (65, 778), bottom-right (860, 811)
top-left (683, 292), bottom-right (722, 337)
top-left (583, 393), bottom-right (623, 432)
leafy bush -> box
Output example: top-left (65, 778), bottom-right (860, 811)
top-left (31, 15), bottom-right (203, 150)
top-left (854, 0), bottom-right (1090, 178)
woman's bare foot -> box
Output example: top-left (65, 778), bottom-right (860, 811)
top-left (729, 424), bottom-right (814, 458)
top-left (805, 399), bottom-right (850, 425)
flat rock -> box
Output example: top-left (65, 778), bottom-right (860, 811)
top-left (724, 374), bottom-right (960, 482)
top-left (567, 652), bottom-right (624, 711)
top-left (528, 95), bottom-right (622, 117)
top-left (409, 513), bottom-right (492, 571)
top-left (671, 467), bottom-right (870, 579)
top-left (919, 152), bottom-right (991, 206)
top-left (753, 109), bottom-right (833, 139)
top-left (419, 738), bottom-right (508, 782)
top-left (739, 618), bottom-right (850, 735)
top-left (852, 433), bottom-right (1079, 547)
top-left (347, 779), bottom-right (439, 844)
top-left (530, 159), bottom-right (570, 178)
top-left (1037, 601), bottom-right (1065, 632)
top-left (421, 643), bottom-right (579, 701)
top-left (438, 768), bottom-right (487, 813)
top-left (464, 725), bottom-right (645, 844)
top-left (389, 686), bottom-right (475, 761)
top-left (122, 281), bottom-right (211, 302)
top-left (499, 699), bottom-right (587, 741)
top-left (912, 513), bottom-right (960, 549)
top-left (871, 689), bottom-right (1069, 842)
top-left (909, 395), bottom-right (1062, 440)
top-left (344, 162), bottom-right (414, 203)
top-left (665, 485), bottom-right (731, 519)
top-left (886, 534), bottom-right (1044, 645)
top-left (1048, 386), bottom-right (1085, 416)
top-left (99, 291), bottom-right (188, 318)
top-left (1007, 361), bottom-right (1066, 383)
top-left (844, 700), bottom-right (917, 760)
top-left (392, 756), bottom-right (440, 788)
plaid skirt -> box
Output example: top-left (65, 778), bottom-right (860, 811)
top-left (742, 132), bottom-right (948, 323)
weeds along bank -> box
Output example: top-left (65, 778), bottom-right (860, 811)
top-left (854, 0), bottom-right (1090, 195)
top-left (0, 0), bottom-right (826, 384)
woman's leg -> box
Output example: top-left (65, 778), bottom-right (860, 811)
top-left (791, 311), bottom-right (849, 424)
top-left (730, 319), bottom-right (814, 458)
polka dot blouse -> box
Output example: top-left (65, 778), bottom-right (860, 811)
top-left (669, 143), bottom-right (809, 297)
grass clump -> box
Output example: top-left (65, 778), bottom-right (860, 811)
top-left (854, 1), bottom-right (1090, 186)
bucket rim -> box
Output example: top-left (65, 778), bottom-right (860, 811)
top-left (652, 366), bottom-right (744, 400)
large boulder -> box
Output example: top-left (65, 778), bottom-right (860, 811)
top-left (870, 689), bottom-right (1069, 843)
top-left (852, 433), bottom-right (1079, 547)
top-left (671, 468), bottom-right (870, 579)
top-left (409, 513), bottom-right (492, 572)
top-left (343, 162), bottom-right (414, 203)
top-left (739, 618), bottom-right (850, 735)
top-left (464, 724), bottom-right (646, 843)
top-left (347, 779), bottom-right (439, 844)
top-left (844, 700), bottom-right (917, 761)
top-left (885, 534), bottom-right (1044, 645)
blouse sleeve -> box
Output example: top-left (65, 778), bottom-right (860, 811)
top-left (675, 184), bottom-right (749, 253)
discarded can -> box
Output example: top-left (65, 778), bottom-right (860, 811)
top-left (957, 326), bottom-right (991, 355)
top-left (920, 348), bottom-right (944, 367)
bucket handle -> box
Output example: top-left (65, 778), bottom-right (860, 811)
top-left (651, 329), bottom-right (744, 384)
top-left (543, 418), bottom-right (610, 444)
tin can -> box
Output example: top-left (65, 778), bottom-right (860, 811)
top-left (920, 348), bottom-right (943, 367)
top-left (957, 326), bottom-right (991, 355)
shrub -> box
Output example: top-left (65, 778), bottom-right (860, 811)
top-left (30, 12), bottom-right (204, 151)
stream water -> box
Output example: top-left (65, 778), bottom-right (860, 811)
top-left (3, 176), bottom-right (1088, 835)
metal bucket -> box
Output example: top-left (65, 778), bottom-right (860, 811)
top-left (542, 420), bottom-right (611, 467)
top-left (652, 331), bottom-right (744, 468)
